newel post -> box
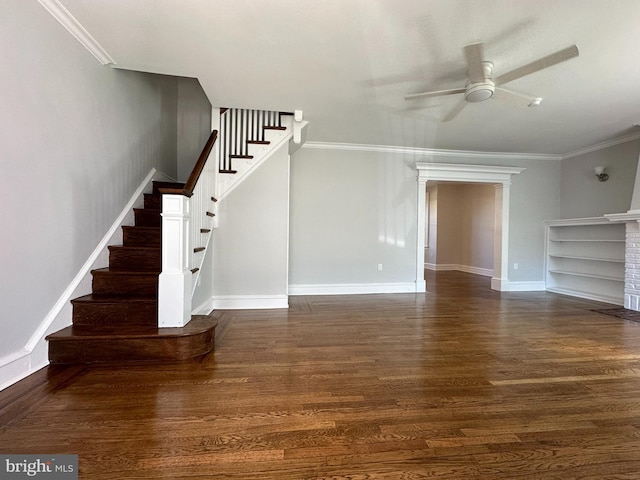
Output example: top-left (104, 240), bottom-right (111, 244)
top-left (158, 194), bottom-right (191, 327)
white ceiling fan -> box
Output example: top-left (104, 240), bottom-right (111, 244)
top-left (405, 43), bottom-right (579, 121)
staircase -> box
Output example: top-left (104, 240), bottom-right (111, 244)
top-left (45, 108), bottom-right (304, 363)
top-left (46, 181), bottom-right (217, 364)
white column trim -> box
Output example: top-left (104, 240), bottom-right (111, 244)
top-left (158, 195), bottom-right (192, 327)
top-left (415, 181), bottom-right (427, 292)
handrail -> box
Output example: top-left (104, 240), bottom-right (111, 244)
top-left (159, 129), bottom-right (218, 197)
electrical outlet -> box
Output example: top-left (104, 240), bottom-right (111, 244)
top-left (377, 264), bottom-right (383, 271)
top-left (513, 263), bottom-right (519, 270)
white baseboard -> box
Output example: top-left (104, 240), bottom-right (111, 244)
top-left (212, 295), bottom-right (289, 310)
top-left (547, 287), bottom-right (623, 305)
top-left (0, 348), bottom-right (42, 392)
top-left (457, 265), bottom-right (493, 277)
top-left (288, 282), bottom-right (418, 295)
top-left (491, 277), bottom-right (509, 291)
top-left (425, 263), bottom-right (493, 277)
top-left (0, 168), bottom-right (171, 392)
top-left (192, 297), bottom-right (215, 315)
top-left (508, 281), bottom-right (546, 292)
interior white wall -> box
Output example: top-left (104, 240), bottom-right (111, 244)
top-left (561, 139), bottom-right (639, 218)
top-left (0, 1), bottom-right (182, 366)
top-left (177, 78), bottom-right (212, 182)
top-left (211, 143), bottom-right (290, 307)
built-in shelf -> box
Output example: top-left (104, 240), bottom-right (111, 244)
top-left (548, 254), bottom-right (625, 263)
top-left (549, 239), bottom-right (625, 243)
top-left (545, 217), bottom-right (624, 305)
top-left (548, 269), bottom-right (624, 282)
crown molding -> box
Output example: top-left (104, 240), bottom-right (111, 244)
top-left (302, 141), bottom-right (561, 162)
top-left (38, 0), bottom-right (115, 66)
top-left (561, 132), bottom-right (640, 159)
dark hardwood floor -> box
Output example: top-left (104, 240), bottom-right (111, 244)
top-left (3, 271), bottom-right (640, 478)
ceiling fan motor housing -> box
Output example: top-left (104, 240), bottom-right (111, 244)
top-left (465, 80), bottom-right (495, 102)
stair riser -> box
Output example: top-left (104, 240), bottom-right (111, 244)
top-left (122, 227), bottom-right (161, 247)
top-left (72, 302), bottom-right (157, 327)
top-left (134, 209), bottom-right (161, 228)
top-left (144, 193), bottom-right (162, 210)
top-left (92, 273), bottom-right (158, 296)
top-left (48, 331), bottom-right (214, 364)
top-left (109, 247), bottom-right (160, 272)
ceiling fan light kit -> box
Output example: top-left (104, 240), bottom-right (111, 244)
top-left (465, 81), bottom-right (495, 103)
top-left (405, 42), bottom-right (579, 121)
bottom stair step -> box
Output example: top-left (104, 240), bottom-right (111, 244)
top-left (46, 316), bottom-right (217, 364)
top-left (71, 295), bottom-right (157, 327)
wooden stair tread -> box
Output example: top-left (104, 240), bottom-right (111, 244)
top-left (71, 294), bottom-right (157, 305)
top-left (108, 245), bottom-right (160, 251)
top-left (107, 245), bottom-right (161, 252)
top-left (92, 267), bottom-right (158, 276)
top-left (122, 226), bottom-right (160, 232)
top-left (133, 207), bottom-right (162, 214)
top-left (47, 317), bottom-right (217, 340)
top-left (152, 181), bottom-right (185, 194)
top-left (47, 317), bottom-right (217, 364)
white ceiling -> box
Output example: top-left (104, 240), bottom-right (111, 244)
top-left (58, 0), bottom-right (640, 156)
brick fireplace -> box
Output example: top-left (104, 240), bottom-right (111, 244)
top-left (606, 211), bottom-right (640, 311)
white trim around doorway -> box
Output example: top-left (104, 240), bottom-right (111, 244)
top-left (415, 162), bottom-right (525, 292)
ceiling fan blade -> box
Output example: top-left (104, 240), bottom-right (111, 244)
top-left (464, 43), bottom-right (486, 82)
top-left (494, 44), bottom-right (579, 85)
top-left (494, 87), bottom-right (540, 106)
top-left (405, 87), bottom-right (465, 101)
top-left (442, 99), bottom-right (467, 122)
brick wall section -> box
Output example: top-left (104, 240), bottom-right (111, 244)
top-left (625, 221), bottom-right (640, 310)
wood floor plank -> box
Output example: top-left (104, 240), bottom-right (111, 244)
top-left (3, 271), bottom-right (640, 478)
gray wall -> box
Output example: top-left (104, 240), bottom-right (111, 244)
top-left (0, 1), bottom-right (183, 360)
top-left (290, 146), bottom-right (562, 287)
top-left (289, 147), bottom-right (417, 287)
top-left (212, 143), bottom-right (290, 298)
top-left (177, 78), bottom-right (212, 182)
top-left (561, 139), bottom-right (639, 218)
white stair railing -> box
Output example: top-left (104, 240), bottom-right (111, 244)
top-left (217, 108), bottom-right (306, 201)
top-left (219, 108), bottom-right (289, 172)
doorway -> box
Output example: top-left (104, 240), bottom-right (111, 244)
top-left (415, 162), bottom-right (525, 292)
